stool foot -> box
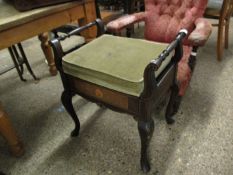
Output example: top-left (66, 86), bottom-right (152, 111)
top-left (138, 119), bottom-right (154, 173)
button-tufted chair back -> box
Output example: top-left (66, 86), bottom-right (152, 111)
top-left (144, 0), bottom-right (208, 43)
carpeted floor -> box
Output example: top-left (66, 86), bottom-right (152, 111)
top-left (0, 19), bottom-right (233, 175)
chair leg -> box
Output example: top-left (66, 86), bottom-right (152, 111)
top-left (8, 43), bottom-right (39, 81)
top-left (165, 83), bottom-right (179, 124)
top-left (61, 90), bottom-right (80, 137)
top-left (225, 18), bottom-right (230, 49)
top-left (217, 19), bottom-right (225, 61)
top-left (138, 118), bottom-right (154, 173)
top-left (0, 104), bottom-right (24, 157)
top-left (8, 46), bottom-right (26, 81)
top-left (17, 43), bottom-right (39, 81)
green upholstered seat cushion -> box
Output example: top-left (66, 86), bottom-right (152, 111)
top-left (63, 34), bottom-right (173, 97)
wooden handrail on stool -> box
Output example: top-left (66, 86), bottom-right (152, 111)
top-left (0, 103), bottom-right (24, 157)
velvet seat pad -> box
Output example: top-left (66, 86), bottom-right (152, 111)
top-left (63, 35), bottom-right (173, 97)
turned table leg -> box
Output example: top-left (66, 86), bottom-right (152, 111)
top-left (38, 32), bottom-right (57, 76)
top-left (0, 103), bottom-right (24, 157)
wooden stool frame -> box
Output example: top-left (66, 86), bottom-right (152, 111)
top-left (50, 19), bottom-right (187, 172)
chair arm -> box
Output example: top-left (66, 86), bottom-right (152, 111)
top-left (188, 18), bottom-right (212, 46)
top-left (106, 12), bottom-right (146, 33)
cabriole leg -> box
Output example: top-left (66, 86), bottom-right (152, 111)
top-left (138, 118), bottom-right (154, 172)
top-left (165, 83), bottom-right (179, 124)
top-left (61, 90), bottom-right (80, 137)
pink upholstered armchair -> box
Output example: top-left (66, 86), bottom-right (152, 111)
top-left (107, 0), bottom-right (212, 112)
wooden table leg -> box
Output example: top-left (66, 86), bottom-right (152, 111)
top-left (38, 32), bottom-right (57, 76)
top-left (0, 103), bottom-right (24, 157)
top-left (79, 0), bottom-right (97, 41)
